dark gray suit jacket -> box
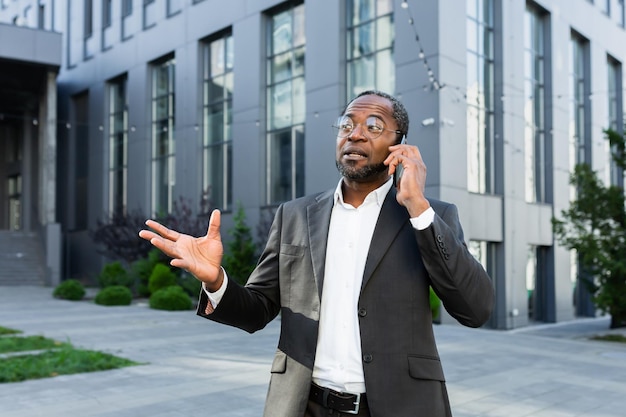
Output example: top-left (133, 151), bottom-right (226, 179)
top-left (198, 187), bottom-right (494, 417)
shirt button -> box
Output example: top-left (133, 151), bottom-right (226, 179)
top-left (358, 308), bottom-right (367, 317)
top-left (363, 354), bottom-right (373, 363)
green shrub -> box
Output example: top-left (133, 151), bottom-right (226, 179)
top-left (430, 287), bottom-right (441, 322)
top-left (176, 271), bottom-right (202, 297)
top-left (98, 261), bottom-right (133, 289)
top-left (148, 263), bottom-right (177, 295)
top-left (130, 249), bottom-right (163, 297)
top-left (149, 286), bottom-right (192, 311)
top-left (53, 279), bottom-right (86, 301)
top-left (94, 285), bottom-right (133, 306)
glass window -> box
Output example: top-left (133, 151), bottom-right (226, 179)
top-left (108, 76), bottom-right (128, 215)
top-left (84, 0), bottom-right (93, 38)
top-left (202, 32), bottom-right (234, 211)
top-left (151, 57), bottom-right (176, 215)
top-left (38, 3), bottom-right (45, 29)
top-left (524, 6), bottom-right (548, 203)
top-left (569, 35), bottom-right (590, 182)
top-left (347, 0), bottom-right (394, 99)
top-left (103, 0), bottom-right (112, 28)
top-left (526, 244), bottom-right (554, 322)
top-left (108, 77), bottom-right (128, 214)
top-left (143, 0), bottom-right (157, 29)
top-left (122, 0), bottom-right (132, 17)
top-left (607, 57), bottom-right (623, 186)
top-left (467, 0), bottom-right (495, 194)
top-left (266, 3), bottom-right (306, 204)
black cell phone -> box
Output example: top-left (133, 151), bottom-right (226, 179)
top-left (393, 136), bottom-right (407, 187)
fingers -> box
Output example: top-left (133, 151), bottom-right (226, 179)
top-left (138, 220), bottom-right (181, 259)
top-left (387, 143), bottom-right (423, 162)
top-left (143, 219), bottom-right (181, 242)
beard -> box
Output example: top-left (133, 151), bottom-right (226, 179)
top-left (335, 160), bottom-right (388, 181)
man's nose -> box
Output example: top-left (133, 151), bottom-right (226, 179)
top-left (348, 124), bottom-right (367, 140)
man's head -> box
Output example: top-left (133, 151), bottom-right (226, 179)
top-left (335, 91), bottom-right (409, 184)
top-left (341, 90), bottom-right (409, 144)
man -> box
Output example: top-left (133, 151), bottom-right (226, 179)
top-left (140, 90), bottom-right (494, 416)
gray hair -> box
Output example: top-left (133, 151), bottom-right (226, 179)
top-left (342, 90), bottom-right (409, 142)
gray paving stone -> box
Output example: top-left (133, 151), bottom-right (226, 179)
top-left (1, 286), bottom-right (625, 417)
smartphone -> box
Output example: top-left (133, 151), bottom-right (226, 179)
top-left (393, 136), bottom-right (407, 187)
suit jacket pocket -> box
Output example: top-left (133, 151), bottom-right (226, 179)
top-left (407, 355), bottom-right (445, 382)
top-left (271, 350), bottom-right (287, 374)
top-left (280, 244), bottom-right (306, 257)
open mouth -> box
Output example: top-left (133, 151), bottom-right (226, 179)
top-left (342, 149), bottom-right (368, 160)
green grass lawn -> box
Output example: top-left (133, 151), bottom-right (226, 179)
top-left (0, 346), bottom-right (140, 383)
top-left (0, 335), bottom-right (70, 354)
top-left (0, 327), bottom-right (142, 383)
top-left (0, 326), bottom-right (21, 336)
top-left (590, 334), bottom-right (626, 343)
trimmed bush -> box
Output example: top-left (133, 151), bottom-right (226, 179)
top-left (130, 249), bottom-right (163, 297)
top-left (148, 263), bottom-right (177, 295)
top-left (149, 286), bottom-right (192, 311)
top-left (94, 285), bottom-right (133, 306)
top-left (98, 261), bottom-right (133, 289)
top-left (177, 271), bottom-right (202, 297)
top-left (53, 279), bottom-right (86, 301)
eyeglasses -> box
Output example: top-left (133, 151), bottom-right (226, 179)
top-left (332, 116), bottom-right (403, 140)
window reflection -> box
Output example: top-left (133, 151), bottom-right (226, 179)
top-left (347, 0), bottom-right (394, 99)
top-left (466, 0), bottom-right (495, 194)
top-left (266, 4), bottom-right (306, 204)
top-left (203, 32), bottom-right (234, 211)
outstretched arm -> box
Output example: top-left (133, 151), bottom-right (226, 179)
top-left (138, 209), bottom-right (225, 292)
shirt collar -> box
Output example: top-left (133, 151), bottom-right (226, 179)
top-left (333, 177), bottom-right (393, 207)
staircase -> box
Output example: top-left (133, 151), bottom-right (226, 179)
top-left (0, 231), bottom-right (46, 286)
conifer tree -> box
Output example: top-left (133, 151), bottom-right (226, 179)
top-left (222, 203), bottom-right (257, 285)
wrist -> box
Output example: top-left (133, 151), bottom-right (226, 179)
top-left (204, 267), bottom-right (224, 293)
top-left (405, 197), bottom-right (431, 218)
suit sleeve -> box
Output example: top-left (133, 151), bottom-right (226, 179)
top-left (196, 205), bottom-right (284, 333)
top-left (415, 203), bottom-right (495, 327)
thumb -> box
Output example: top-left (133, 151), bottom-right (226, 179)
top-left (207, 209), bottom-right (221, 241)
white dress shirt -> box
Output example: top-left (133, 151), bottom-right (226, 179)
top-left (205, 178), bottom-right (435, 395)
top-left (311, 179), bottom-right (392, 393)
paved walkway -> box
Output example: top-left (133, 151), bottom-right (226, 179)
top-left (1, 286), bottom-right (625, 417)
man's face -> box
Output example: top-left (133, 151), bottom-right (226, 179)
top-left (335, 94), bottom-right (399, 182)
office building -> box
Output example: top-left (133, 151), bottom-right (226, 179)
top-left (1, 0), bottom-right (624, 329)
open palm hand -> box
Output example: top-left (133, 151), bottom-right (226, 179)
top-left (139, 209), bottom-right (224, 288)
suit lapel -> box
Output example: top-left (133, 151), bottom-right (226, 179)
top-left (361, 188), bottom-right (409, 290)
top-left (307, 190), bottom-right (334, 300)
